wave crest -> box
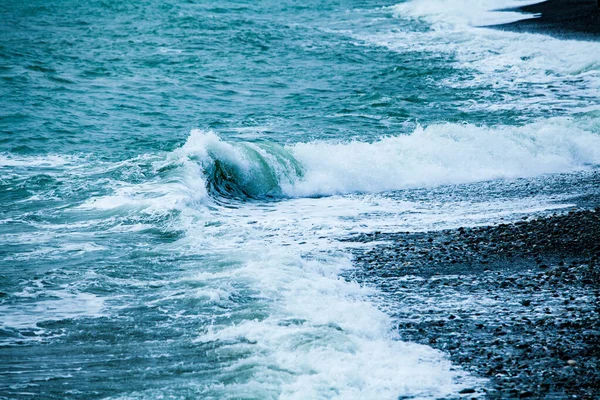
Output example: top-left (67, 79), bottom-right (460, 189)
top-left (179, 117), bottom-right (600, 201)
top-left (181, 130), bottom-right (303, 200)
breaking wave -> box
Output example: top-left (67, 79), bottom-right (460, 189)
top-left (179, 117), bottom-right (600, 201)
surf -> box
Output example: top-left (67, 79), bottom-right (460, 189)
top-left (171, 116), bottom-right (600, 203)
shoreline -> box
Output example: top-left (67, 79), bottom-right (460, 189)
top-left (492, 0), bottom-right (600, 40)
top-left (347, 207), bottom-right (600, 398)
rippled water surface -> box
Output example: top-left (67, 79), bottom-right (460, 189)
top-left (1, 0), bottom-right (600, 398)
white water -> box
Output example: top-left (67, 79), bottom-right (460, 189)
top-left (289, 118), bottom-right (600, 196)
top-left (346, 0), bottom-right (600, 116)
top-left (67, 119), bottom-right (593, 398)
top-left (4, 119), bottom-right (591, 397)
top-left (4, 2), bottom-right (599, 398)
top-left (391, 0), bottom-right (545, 26)
top-left (169, 116), bottom-right (600, 199)
top-left (102, 3), bottom-right (599, 394)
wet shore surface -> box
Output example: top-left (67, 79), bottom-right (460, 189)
top-left (493, 0), bottom-right (600, 40)
top-left (347, 208), bottom-right (600, 399)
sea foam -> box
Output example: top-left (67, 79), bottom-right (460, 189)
top-left (390, 0), bottom-right (545, 26)
top-left (288, 117), bottom-right (600, 196)
top-left (178, 117), bottom-right (600, 200)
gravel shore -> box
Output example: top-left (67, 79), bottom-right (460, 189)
top-left (347, 208), bottom-right (600, 398)
top-left (493, 0), bottom-right (600, 40)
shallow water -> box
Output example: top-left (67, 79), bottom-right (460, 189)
top-left (1, 0), bottom-right (599, 398)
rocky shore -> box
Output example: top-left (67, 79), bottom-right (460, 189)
top-left (493, 0), bottom-right (600, 40)
top-left (347, 208), bottom-right (600, 399)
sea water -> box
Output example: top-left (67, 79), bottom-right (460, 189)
top-left (1, 0), bottom-right (599, 398)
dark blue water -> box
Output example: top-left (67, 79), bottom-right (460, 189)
top-left (2, 0), bottom-right (600, 398)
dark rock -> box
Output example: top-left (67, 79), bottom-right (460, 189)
top-left (346, 207), bottom-right (600, 399)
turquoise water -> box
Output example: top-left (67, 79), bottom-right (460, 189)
top-left (2, 0), bottom-right (600, 398)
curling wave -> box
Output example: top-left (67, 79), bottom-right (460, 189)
top-left (180, 131), bottom-right (304, 200)
top-left (179, 117), bottom-right (600, 201)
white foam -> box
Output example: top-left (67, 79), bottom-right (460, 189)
top-left (77, 153), bottom-right (208, 212)
top-left (145, 124), bottom-right (598, 397)
top-left (388, 0), bottom-right (600, 76)
top-left (0, 291), bottom-right (106, 330)
top-left (391, 0), bottom-right (544, 27)
top-left (199, 319), bottom-right (464, 400)
top-left (342, 1), bottom-right (600, 116)
top-left (0, 153), bottom-right (77, 168)
top-left (156, 119), bottom-right (600, 202)
top-left (287, 117), bottom-right (600, 196)
top-left (4, 127), bottom-right (583, 398)
top-left (186, 243), bottom-right (477, 399)
top-left (3, 4), bottom-right (598, 397)
top-left (76, 119), bottom-right (596, 215)
top-left (4, 122), bottom-right (591, 397)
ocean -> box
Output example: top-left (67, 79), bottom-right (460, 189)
top-left (1, 0), bottom-right (599, 398)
